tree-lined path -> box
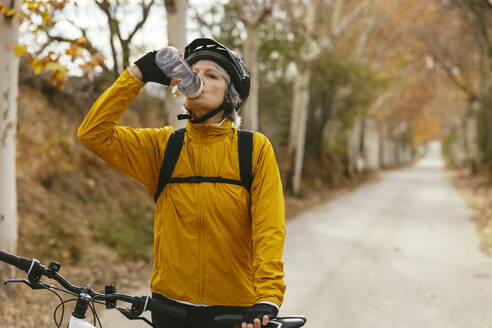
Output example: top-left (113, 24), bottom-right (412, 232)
top-left (280, 141), bottom-right (492, 327)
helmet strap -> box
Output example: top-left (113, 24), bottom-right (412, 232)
top-left (177, 81), bottom-right (234, 124)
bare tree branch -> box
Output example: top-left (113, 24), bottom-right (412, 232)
top-left (283, 0), bottom-right (304, 30)
top-left (441, 63), bottom-right (478, 101)
top-left (230, 0), bottom-right (245, 21)
top-left (127, 0), bottom-right (154, 45)
top-left (253, 5), bottom-right (272, 27)
top-left (232, 0), bottom-right (272, 29)
top-left (331, 0), bottom-right (342, 36)
top-left (95, 0), bottom-right (120, 76)
top-left (332, 0), bottom-right (371, 38)
top-left (164, 0), bottom-right (176, 13)
top-left (94, 0), bottom-right (154, 74)
top-left (38, 31), bottom-right (110, 73)
top-left (367, 89), bottom-right (394, 115)
top-left (282, 0), bottom-right (295, 21)
top-left (430, 38), bottom-right (478, 99)
top-left (192, 7), bottom-right (211, 28)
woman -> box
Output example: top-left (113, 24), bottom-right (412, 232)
top-left (78, 38), bottom-right (286, 328)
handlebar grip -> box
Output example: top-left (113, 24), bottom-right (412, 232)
top-left (0, 250), bottom-right (32, 272)
top-left (146, 298), bottom-right (187, 319)
top-left (214, 314), bottom-right (243, 325)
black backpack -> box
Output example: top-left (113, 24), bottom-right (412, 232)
top-left (154, 128), bottom-right (254, 203)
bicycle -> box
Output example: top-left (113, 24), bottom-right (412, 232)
top-left (0, 250), bottom-right (306, 328)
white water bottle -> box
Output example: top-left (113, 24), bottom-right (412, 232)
top-left (155, 46), bottom-right (203, 98)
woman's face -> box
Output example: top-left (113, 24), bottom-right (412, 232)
top-left (184, 60), bottom-right (227, 116)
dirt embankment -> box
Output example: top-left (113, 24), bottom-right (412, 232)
top-left (1, 66), bottom-right (163, 327)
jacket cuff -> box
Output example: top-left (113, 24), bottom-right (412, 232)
top-left (127, 65), bottom-right (144, 83)
top-left (257, 300), bottom-right (279, 311)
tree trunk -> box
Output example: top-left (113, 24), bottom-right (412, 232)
top-left (242, 24), bottom-right (259, 130)
top-left (287, 76), bottom-right (302, 158)
top-left (164, 0), bottom-right (187, 128)
top-left (362, 117), bottom-right (381, 170)
top-left (0, 0), bottom-right (20, 296)
top-left (306, 108), bottom-right (324, 162)
top-left (347, 118), bottom-right (363, 176)
top-left (286, 73), bottom-right (303, 191)
top-left (121, 40), bottom-right (130, 71)
top-left (291, 68), bottom-right (311, 195)
top-left (305, 90), bottom-right (335, 161)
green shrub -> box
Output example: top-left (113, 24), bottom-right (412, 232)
top-left (96, 202), bottom-right (154, 261)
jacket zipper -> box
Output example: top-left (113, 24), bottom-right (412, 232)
top-left (198, 128), bottom-right (206, 303)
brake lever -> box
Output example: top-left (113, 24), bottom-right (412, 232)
top-left (4, 278), bottom-right (49, 290)
top-left (269, 320), bottom-right (282, 328)
top-left (118, 308), bottom-right (155, 327)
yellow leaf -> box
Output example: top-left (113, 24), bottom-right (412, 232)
top-left (44, 62), bottom-right (62, 72)
top-left (54, 67), bottom-right (68, 80)
top-left (34, 62), bottom-right (43, 75)
top-left (6, 9), bottom-right (14, 16)
top-left (13, 45), bottom-right (28, 56)
top-left (75, 36), bottom-right (87, 46)
top-left (29, 57), bottom-right (43, 74)
top-left (0, 6), bottom-right (5, 14)
top-left (91, 52), bottom-right (105, 66)
top-left (41, 11), bottom-right (50, 26)
top-left (57, 79), bottom-right (65, 91)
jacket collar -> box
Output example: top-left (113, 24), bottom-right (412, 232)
top-left (185, 119), bottom-right (234, 140)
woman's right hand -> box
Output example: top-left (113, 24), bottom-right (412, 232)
top-left (133, 51), bottom-right (171, 85)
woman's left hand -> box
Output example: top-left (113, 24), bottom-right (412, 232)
top-left (241, 303), bottom-right (278, 328)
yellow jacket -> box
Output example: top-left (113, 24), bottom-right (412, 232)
top-left (78, 69), bottom-right (286, 307)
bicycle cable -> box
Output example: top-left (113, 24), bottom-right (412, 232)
top-left (54, 298), bottom-right (77, 328)
top-left (89, 298), bottom-right (102, 328)
top-left (45, 287), bottom-right (65, 328)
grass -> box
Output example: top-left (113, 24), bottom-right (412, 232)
top-left (95, 202), bottom-right (154, 261)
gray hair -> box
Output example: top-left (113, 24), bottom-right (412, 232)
top-left (197, 60), bottom-right (242, 128)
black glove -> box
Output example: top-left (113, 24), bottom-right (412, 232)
top-left (134, 51), bottom-right (171, 85)
top-left (242, 303), bottom-right (278, 325)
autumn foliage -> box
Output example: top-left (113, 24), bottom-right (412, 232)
top-left (3, 0), bottom-right (105, 89)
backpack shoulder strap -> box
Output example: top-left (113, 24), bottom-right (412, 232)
top-left (154, 128), bottom-right (186, 203)
top-left (238, 130), bottom-right (254, 193)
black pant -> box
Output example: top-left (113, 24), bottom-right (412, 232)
top-left (151, 293), bottom-right (248, 328)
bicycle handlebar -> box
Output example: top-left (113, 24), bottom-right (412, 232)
top-left (214, 314), bottom-right (307, 328)
top-left (0, 250), bottom-right (187, 319)
top-left (0, 250), bottom-right (32, 272)
top-left (0, 250), bottom-right (305, 328)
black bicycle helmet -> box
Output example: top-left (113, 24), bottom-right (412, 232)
top-left (184, 38), bottom-right (250, 105)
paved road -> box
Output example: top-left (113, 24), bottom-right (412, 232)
top-left (101, 141), bottom-right (492, 327)
top-left (280, 142), bottom-right (492, 327)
